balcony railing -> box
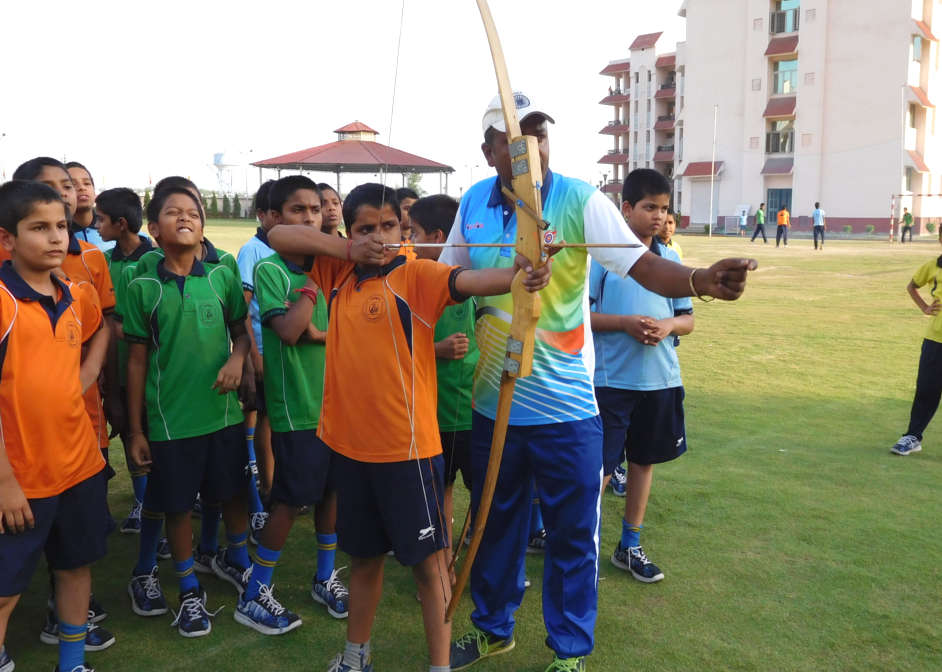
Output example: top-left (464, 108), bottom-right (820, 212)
top-left (770, 8), bottom-right (800, 34)
top-left (656, 144), bottom-right (675, 152)
top-left (607, 119), bottom-right (622, 126)
top-left (765, 130), bottom-right (794, 154)
top-left (657, 114), bottom-right (675, 122)
top-left (660, 80), bottom-right (676, 90)
top-left (772, 70), bottom-right (798, 94)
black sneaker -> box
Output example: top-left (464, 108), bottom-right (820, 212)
top-left (156, 537), bottom-right (171, 561)
top-left (211, 549), bottom-right (250, 595)
top-left (87, 595), bottom-right (107, 624)
top-left (170, 587), bottom-right (216, 638)
top-left (611, 543), bottom-right (664, 583)
top-left (128, 566), bottom-right (169, 617)
top-left (526, 528), bottom-right (547, 554)
top-left (39, 610), bottom-right (115, 651)
top-left (193, 545), bottom-right (217, 574)
top-left (53, 665), bottom-right (95, 672)
top-left (450, 626), bottom-right (515, 670)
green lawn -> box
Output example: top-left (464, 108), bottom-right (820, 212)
top-left (7, 233), bottom-right (942, 671)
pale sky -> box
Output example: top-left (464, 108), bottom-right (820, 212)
top-left (0, 0), bottom-right (685, 198)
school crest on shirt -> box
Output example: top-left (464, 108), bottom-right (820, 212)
top-left (66, 321), bottom-right (79, 347)
top-left (363, 295), bottom-right (384, 321)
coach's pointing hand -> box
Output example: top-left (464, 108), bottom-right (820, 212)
top-left (694, 258), bottom-right (758, 301)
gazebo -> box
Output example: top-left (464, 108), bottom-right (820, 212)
top-left (252, 121), bottom-right (454, 193)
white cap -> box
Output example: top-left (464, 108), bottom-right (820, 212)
top-left (481, 91), bottom-right (555, 133)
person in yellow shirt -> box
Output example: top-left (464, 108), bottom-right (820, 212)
top-left (775, 206), bottom-right (790, 248)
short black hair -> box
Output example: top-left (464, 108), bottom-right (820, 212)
top-left (814, 201), bottom-right (820, 208)
top-left (316, 183), bottom-right (340, 200)
top-left (409, 194), bottom-right (459, 237)
top-left (269, 176), bottom-right (319, 214)
top-left (343, 183), bottom-right (399, 228)
top-left (396, 187), bottom-right (419, 202)
top-left (483, 126), bottom-right (499, 147)
top-left (96, 188), bottom-right (143, 233)
top-left (153, 175), bottom-right (199, 196)
top-left (254, 180), bottom-right (276, 213)
top-left (0, 180), bottom-right (64, 235)
top-left (146, 186), bottom-right (205, 225)
top-left (622, 168), bottom-right (671, 206)
top-left (65, 161), bottom-right (94, 185)
top-left (12, 156), bottom-right (69, 182)
top-left (760, 202), bottom-right (765, 207)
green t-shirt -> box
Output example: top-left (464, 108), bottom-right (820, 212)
top-left (434, 299), bottom-right (478, 432)
top-left (903, 212), bottom-right (914, 227)
top-left (913, 257), bottom-right (942, 344)
top-left (756, 209), bottom-right (765, 226)
top-left (254, 254), bottom-right (328, 433)
top-left (123, 259), bottom-right (247, 441)
top-left (106, 237), bottom-right (155, 386)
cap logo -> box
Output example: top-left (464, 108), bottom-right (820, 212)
top-left (514, 93), bottom-right (530, 109)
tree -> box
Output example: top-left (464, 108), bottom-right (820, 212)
top-left (222, 194), bottom-right (231, 219)
top-left (407, 172), bottom-right (425, 196)
top-left (209, 192), bottom-right (219, 218)
top-left (232, 194), bottom-right (241, 219)
top-left (142, 188), bottom-right (151, 211)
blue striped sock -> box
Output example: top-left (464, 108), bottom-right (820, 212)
top-left (245, 429), bottom-right (264, 516)
top-left (316, 533), bottom-right (337, 583)
top-left (245, 544), bottom-right (280, 600)
top-left (200, 505), bottom-right (221, 553)
top-left (58, 620), bottom-right (86, 672)
top-left (174, 557), bottom-right (199, 593)
top-left (621, 519), bottom-right (642, 549)
top-left (226, 531), bottom-right (250, 569)
top-left (131, 474), bottom-right (147, 502)
top-left (134, 509), bottom-right (164, 575)
top-left (529, 496), bottom-right (544, 536)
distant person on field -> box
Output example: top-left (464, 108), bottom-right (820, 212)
top-left (657, 210), bottom-right (683, 261)
top-left (396, 187), bottom-right (419, 261)
top-left (901, 207), bottom-right (914, 243)
top-left (751, 202), bottom-right (767, 243)
top-left (812, 202), bottom-right (826, 250)
top-left (738, 209), bottom-right (747, 237)
top-left (776, 205), bottom-right (790, 247)
top-left (890, 227), bottom-right (942, 456)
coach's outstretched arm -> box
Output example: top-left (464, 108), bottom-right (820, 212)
top-left (628, 253), bottom-right (757, 301)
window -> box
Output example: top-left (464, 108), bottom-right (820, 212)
top-left (647, 71), bottom-right (652, 81)
top-left (909, 103), bottom-right (918, 129)
top-left (752, 78), bottom-right (762, 91)
top-left (749, 136), bottom-right (760, 149)
top-left (905, 166), bottom-right (915, 192)
top-left (766, 120), bottom-right (794, 154)
top-left (771, 0), bottom-right (800, 33)
top-left (635, 72), bottom-right (639, 84)
top-left (753, 17), bottom-right (763, 31)
top-left (767, 188), bottom-right (793, 216)
top-left (804, 72), bottom-right (815, 85)
top-left (773, 59), bottom-right (798, 94)
top-left (914, 35), bottom-right (923, 62)
top-left (806, 8), bottom-right (816, 21)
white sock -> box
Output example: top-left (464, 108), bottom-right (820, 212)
top-left (343, 640), bottom-right (370, 669)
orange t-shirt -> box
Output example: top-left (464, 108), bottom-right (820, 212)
top-left (777, 210), bottom-right (790, 227)
top-left (0, 264), bottom-right (104, 498)
top-left (62, 237), bottom-right (115, 449)
top-left (310, 255), bottom-right (460, 463)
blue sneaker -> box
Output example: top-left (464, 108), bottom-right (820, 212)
top-left (450, 626), bottom-right (515, 670)
top-left (526, 528), bottom-right (547, 554)
top-left (193, 545), bottom-right (217, 574)
top-left (170, 586), bottom-right (216, 638)
top-left (39, 610), bottom-right (115, 651)
top-left (120, 499), bottom-right (142, 534)
top-left (249, 511), bottom-right (269, 547)
top-left (0, 646), bottom-right (13, 672)
top-left (311, 568), bottom-right (349, 619)
top-left (610, 464), bottom-right (627, 497)
top-left (128, 566), bottom-right (168, 616)
top-left (53, 666), bottom-right (95, 672)
top-left (327, 652), bottom-right (373, 672)
top-left (891, 434), bottom-right (922, 456)
top-left (156, 537), bottom-right (171, 561)
top-left (234, 583), bottom-right (302, 635)
top-left (211, 549), bottom-right (250, 595)
top-left (611, 543), bottom-right (664, 583)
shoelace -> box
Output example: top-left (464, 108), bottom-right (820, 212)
top-left (254, 583), bottom-right (286, 616)
top-left (141, 570), bottom-right (162, 600)
top-left (170, 596), bottom-right (223, 628)
top-left (324, 567), bottom-right (349, 600)
top-left (630, 547), bottom-right (651, 564)
top-left (454, 627), bottom-right (487, 653)
top-left (547, 657), bottom-right (583, 672)
top-left (129, 500), bottom-right (143, 518)
top-left (251, 511), bottom-right (269, 530)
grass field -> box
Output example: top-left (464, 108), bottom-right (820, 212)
top-left (7, 230), bottom-right (942, 671)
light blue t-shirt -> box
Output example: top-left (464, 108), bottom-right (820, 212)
top-left (74, 224), bottom-right (115, 252)
top-left (812, 208), bottom-right (825, 227)
top-left (589, 244), bottom-right (691, 391)
top-left (237, 228), bottom-right (274, 354)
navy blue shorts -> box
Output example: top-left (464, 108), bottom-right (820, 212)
top-left (441, 430), bottom-right (472, 490)
top-left (254, 378), bottom-right (267, 415)
top-left (332, 452), bottom-right (447, 566)
top-left (147, 423), bottom-right (249, 514)
top-left (270, 430), bottom-right (331, 507)
top-left (0, 469), bottom-right (109, 596)
top-left (596, 386), bottom-right (687, 474)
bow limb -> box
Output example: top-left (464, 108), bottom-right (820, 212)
top-left (445, 0), bottom-right (547, 622)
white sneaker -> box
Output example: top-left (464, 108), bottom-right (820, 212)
top-left (890, 434), bottom-right (922, 456)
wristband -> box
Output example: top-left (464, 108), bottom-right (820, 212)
top-left (346, 239), bottom-right (353, 261)
top-left (296, 287), bottom-right (318, 305)
top-left (688, 268), bottom-right (715, 303)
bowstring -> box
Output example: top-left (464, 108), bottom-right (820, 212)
top-left (378, 0), bottom-right (451, 613)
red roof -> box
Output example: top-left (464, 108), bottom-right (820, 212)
top-left (655, 53), bottom-right (676, 68)
top-left (334, 121), bottom-right (378, 134)
top-left (600, 60), bottom-right (630, 76)
top-left (599, 93), bottom-right (630, 105)
top-left (599, 124), bottom-right (630, 135)
top-left (763, 96), bottom-right (797, 117)
top-left (682, 161), bottom-right (723, 177)
top-left (914, 19), bottom-right (938, 41)
top-left (630, 32), bottom-right (663, 50)
top-left (601, 182), bottom-right (623, 195)
top-left (910, 85), bottom-right (935, 108)
top-left (765, 35), bottom-right (799, 56)
top-left (653, 119), bottom-right (675, 130)
top-left (598, 152), bottom-right (629, 165)
top-left (652, 150), bottom-right (674, 162)
top-left (761, 157), bottom-right (794, 175)
top-left (908, 150), bottom-right (929, 173)
top-left (654, 87), bottom-right (676, 99)
top-left (253, 140), bottom-right (453, 173)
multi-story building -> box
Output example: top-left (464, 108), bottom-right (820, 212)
top-left (599, 0), bottom-right (942, 233)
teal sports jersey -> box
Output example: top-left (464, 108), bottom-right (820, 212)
top-left (106, 237), bottom-right (154, 386)
top-left (123, 258), bottom-right (247, 441)
top-left (434, 299), bottom-right (478, 432)
top-left (253, 254), bottom-right (328, 433)
top-left (440, 171), bottom-right (645, 425)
